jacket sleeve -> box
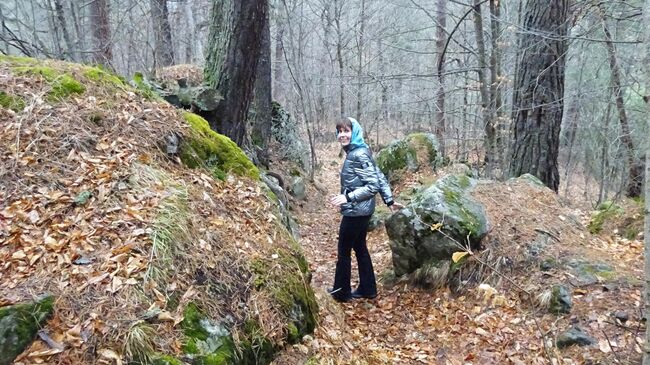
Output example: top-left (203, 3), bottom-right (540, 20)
top-left (346, 151), bottom-right (380, 203)
top-left (376, 168), bottom-right (394, 206)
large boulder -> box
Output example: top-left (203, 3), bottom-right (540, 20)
top-left (0, 295), bottom-right (54, 365)
top-left (385, 175), bottom-right (489, 276)
top-left (376, 133), bottom-right (443, 182)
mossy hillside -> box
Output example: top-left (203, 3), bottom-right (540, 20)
top-left (0, 91), bottom-right (25, 112)
top-left (180, 112), bottom-right (260, 180)
top-left (588, 201), bottom-right (624, 234)
top-left (83, 66), bottom-right (126, 88)
top-left (0, 295), bottom-right (55, 365)
top-left (250, 247), bottom-right (317, 345)
top-left (11, 65), bottom-right (85, 100)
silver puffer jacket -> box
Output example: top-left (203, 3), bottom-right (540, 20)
top-left (340, 146), bottom-right (393, 217)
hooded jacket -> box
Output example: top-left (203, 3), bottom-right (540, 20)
top-left (338, 118), bottom-right (394, 217)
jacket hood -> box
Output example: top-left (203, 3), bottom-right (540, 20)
top-left (337, 117), bottom-right (369, 150)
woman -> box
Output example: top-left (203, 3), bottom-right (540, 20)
top-left (328, 117), bottom-right (402, 302)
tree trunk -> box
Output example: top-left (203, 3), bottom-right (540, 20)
top-left (69, 0), bottom-right (86, 62)
top-left (601, 15), bottom-right (643, 197)
top-left (509, 0), bottom-right (568, 192)
top-left (641, 0), bottom-right (650, 359)
top-left (334, 0), bottom-right (345, 117)
top-left (597, 100), bottom-right (613, 205)
top-left (489, 0), bottom-right (504, 170)
top-left (53, 0), bottom-right (75, 61)
top-left (251, 4), bottom-right (272, 153)
top-left (473, 0), bottom-right (493, 170)
top-left (435, 0), bottom-right (446, 157)
top-left (355, 0), bottom-right (366, 123)
top-left (89, 0), bottom-right (112, 67)
top-left (204, 0), bottom-right (268, 146)
top-left (273, 24), bottom-right (284, 103)
top-left (150, 0), bottom-right (174, 68)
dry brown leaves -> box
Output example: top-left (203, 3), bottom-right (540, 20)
top-left (278, 143), bottom-right (644, 365)
top-left (0, 58), bottom-right (298, 364)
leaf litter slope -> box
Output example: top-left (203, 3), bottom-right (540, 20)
top-left (0, 58), bottom-right (309, 364)
top-left (278, 142), bottom-right (643, 365)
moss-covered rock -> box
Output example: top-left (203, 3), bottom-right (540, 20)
top-left (549, 285), bottom-right (572, 314)
top-left (376, 140), bottom-right (417, 182)
top-left (0, 295), bottom-right (55, 365)
top-left (376, 133), bottom-right (442, 183)
top-left (368, 205), bottom-right (392, 231)
top-left (250, 245), bottom-right (317, 345)
top-left (179, 112), bottom-right (259, 180)
top-left (566, 259), bottom-right (616, 286)
top-left (385, 174), bottom-right (489, 278)
top-left (507, 173), bottom-right (546, 188)
top-left (180, 303), bottom-right (235, 364)
top-left (0, 91), bottom-right (25, 112)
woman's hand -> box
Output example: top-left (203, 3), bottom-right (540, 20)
top-left (329, 194), bottom-right (348, 207)
top-left (390, 202), bottom-right (404, 213)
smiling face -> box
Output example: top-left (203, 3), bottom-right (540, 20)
top-left (337, 125), bottom-right (352, 146)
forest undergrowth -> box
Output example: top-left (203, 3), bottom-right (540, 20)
top-left (272, 143), bottom-right (645, 365)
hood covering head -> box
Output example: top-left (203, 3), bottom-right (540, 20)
top-left (337, 117), bottom-right (369, 150)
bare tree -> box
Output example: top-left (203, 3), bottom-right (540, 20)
top-left (89, 0), bottom-right (112, 66)
top-left (150, 0), bottom-right (174, 67)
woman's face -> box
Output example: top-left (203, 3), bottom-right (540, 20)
top-left (337, 125), bottom-right (352, 146)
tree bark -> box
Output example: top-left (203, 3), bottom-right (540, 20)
top-left (641, 0), bottom-right (650, 360)
top-left (489, 0), bottom-right (504, 169)
top-left (89, 0), bottom-right (112, 67)
top-left (251, 4), bottom-right (272, 152)
top-left (473, 0), bottom-right (493, 170)
top-left (435, 0), bottom-right (446, 157)
top-left (204, 0), bottom-right (268, 146)
top-left (509, 0), bottom-right (568, 192)
top-left (150, 0), bottom-right (174, 68)
top-left (601, 15), bottom-right (643, 197)
top-left (334, 0), bottom-right (345, 117)
top-left (355, 0), bottom-right (366, 123)
top-left (52, 0), bottom-right (75, 61)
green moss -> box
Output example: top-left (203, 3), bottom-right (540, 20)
top-left (180, 112), bottom-right (259, 180)
top-left (237, 320), bottom-right (276, 365)
top-left (588, 201), bottom-right (623, 234)
top-left (11, 65), bottom-right (85, 100)
top-left (153, 354), bottom-right (184, 365)
top-left (0, 54), bottom-right (38, 65)
top-left (83, 66), bottom-right (126, 87)
top-left (286, 323), bottom-right (300, 343)
top-left (131, 72), bottom-right (158, 100)
top-left (249, 249), bottom-right (317, 344)
top-left (0, 295), bottom-right (55, 365)
top-left (0, 91), bottom-right (25, 112)
top-left (182, 303), bottom-right (210, 341)
top-left (407, 133), bottom-right (440, 166)
top-left (376, 140), bottom-right (417, 181)
top-left (49, 74), bottom-right (85, 99)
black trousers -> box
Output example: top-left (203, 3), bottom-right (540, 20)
top-left (332, 215), bottom-right (377, 297)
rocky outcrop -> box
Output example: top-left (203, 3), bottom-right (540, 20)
top-left (385, 174), bottom-right (489, 277)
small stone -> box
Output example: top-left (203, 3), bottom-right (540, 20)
top-left (549, 285), bottom-right (572, 314)
top-left (74, 191), bottom-right (92, 205)
top-left (614, 311), bottom-right (629, 323)
top-left (556, 326), bottom-right (595, 348)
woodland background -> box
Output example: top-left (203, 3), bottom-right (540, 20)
top-left (2, 0), bottom-right (649, 204)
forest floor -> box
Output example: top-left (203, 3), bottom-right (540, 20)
top-left (272, 143), bottom-right (646, 365)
